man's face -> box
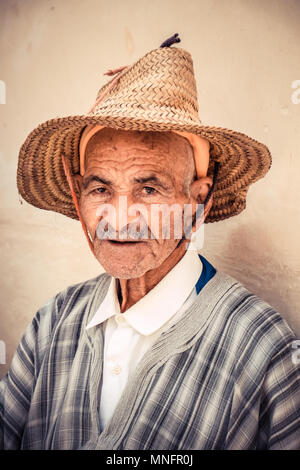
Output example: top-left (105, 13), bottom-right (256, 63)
top-left (76, 128), bottom-right (208, 279)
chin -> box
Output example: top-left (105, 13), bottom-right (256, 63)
top-left (99, 260), bottom-right (150, 279)
top-left (94, 242), bottom-right (155, 279)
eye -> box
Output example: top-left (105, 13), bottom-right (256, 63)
top-left (94, 187), bottom-right (107, 194)
top-left (142, 186), bottom-right (157, 195)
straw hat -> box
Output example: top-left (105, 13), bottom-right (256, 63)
top-left (17, 34), bottom-right (271, 223)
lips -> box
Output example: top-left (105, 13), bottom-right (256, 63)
top-left (107, 239), bottom-right (145, 245)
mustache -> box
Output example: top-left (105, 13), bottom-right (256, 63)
top-left (95, 219), bottom-right (155, 241)
top-left (94, 209), bottom-right (198, 242)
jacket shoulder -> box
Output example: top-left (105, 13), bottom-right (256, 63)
top-left (212, 271), bottom-right (297, 357)
top-left (32, 272), bottom-right (111, 339)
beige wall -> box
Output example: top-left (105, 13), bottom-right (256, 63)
top-left (0, 0), bottom-right (300, 378)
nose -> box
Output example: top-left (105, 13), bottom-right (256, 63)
top-left (116, 195), bottom-right (141, 233)
top-left (96, 195), bottom-right (143, 237)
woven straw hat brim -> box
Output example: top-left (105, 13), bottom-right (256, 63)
top-left (17, 45), bottom-right (271, 223)
top-left (17, 113), bottom-right (271, 223)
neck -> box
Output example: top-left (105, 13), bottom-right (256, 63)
top-left (117, 240), bottom-right (188, 312)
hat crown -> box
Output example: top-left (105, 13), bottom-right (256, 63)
top-left (90, 47), bottom-right (201, 127)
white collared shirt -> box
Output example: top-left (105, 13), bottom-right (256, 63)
top-left (86, 250), bottom-right (202, 428)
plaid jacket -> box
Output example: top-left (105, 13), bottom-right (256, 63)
top-left (0, 270), bottom-right (299, 449)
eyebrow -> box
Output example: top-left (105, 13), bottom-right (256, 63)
top-left (83, 174), bottom-right (171, 191)
top-left (82, 175), bottom-right (112, 190)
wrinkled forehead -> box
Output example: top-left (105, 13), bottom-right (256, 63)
top-left (85, 128), bottom-right (192, 157)
top-left (82, 128), bottom-right (197, 193)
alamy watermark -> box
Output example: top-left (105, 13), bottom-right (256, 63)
top-left (95, 197), bottom-right (205, 250)
top-left (291, 80), bottom-right (300, 104)
top-left (0, 80), bottom-right (6, 104)
top-left (292, 340), bottom-right (300, 365)
top-left (0, 340), bottom-right (6, 364)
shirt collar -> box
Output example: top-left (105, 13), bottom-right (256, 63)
top-left (86, 250), bottom-right (202, 336)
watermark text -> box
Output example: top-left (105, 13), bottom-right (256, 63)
top-left (0, 80), bottom-right (6, 104)
top-left (292, 340), bottom-right (300, 365)
top-left (291, 80), bottom-right (300, 104)
top-left (95, 197), bottom-right (205, 250)
top-left (0, 340), bottom-right (6, 364)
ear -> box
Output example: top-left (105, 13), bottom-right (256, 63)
top-left (190, 176), bottom-right (213, 226)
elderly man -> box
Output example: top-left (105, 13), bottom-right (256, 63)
top-left (1, 35), bottom-right (300, 450)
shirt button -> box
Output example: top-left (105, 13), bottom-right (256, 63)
top-left (112, 364), bottom-right (122, 375)
top-left (116, 315), bottom-right (126, 325)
